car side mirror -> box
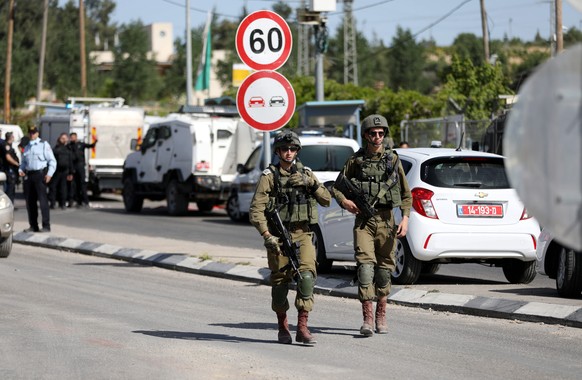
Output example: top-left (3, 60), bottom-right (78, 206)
top-left (236, 163), bottom-right (245, 174)
top-left (130, 138), bottom-right (138, 151)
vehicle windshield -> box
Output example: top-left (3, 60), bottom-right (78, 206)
top-left (298, 145), bottom-right (354, 171)
top-left (421, 156), bottom-right (509, 189)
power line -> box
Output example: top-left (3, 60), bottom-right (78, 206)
top-left (410, 0), bottom-right (473, 40)
top-left (329, 0), bottom-right (397, 16)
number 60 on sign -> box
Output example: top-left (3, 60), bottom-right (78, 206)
top-left (235, 10), bottom-right (293, 71)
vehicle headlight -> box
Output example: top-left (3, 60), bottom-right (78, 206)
top-left (195, 176), bottom-right (221, 189)
top-left (0, 194), bottom-right (12, 210)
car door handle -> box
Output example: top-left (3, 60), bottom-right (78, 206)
top-left (166, 148), bottom-right (171, 151)
top-left (152, 149), bottom-right (156, 152)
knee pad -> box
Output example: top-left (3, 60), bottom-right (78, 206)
top-left (357, 263), bottom-right (375, 286)
top-left (297, 271), bottom-right (315, 300)
top-left (271, 284), bottom-right (289, 309)
top-left (375, 268), bottom-right (391, 288)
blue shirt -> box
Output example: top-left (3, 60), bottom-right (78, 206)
top-left (19, 138), bottom-right (57, 177)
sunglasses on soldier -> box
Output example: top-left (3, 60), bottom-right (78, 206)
top-left (280, 146), bottom-right (299, 152)
top-left (368, 131), bottom-right (385, 137)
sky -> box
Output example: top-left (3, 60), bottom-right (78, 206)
top-left (106, 0), bottom-right (582, 46)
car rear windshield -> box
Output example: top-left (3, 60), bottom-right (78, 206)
top-left (421, 156), bottom-right (510, 189)
top-left (299, 145), bottom-right (354, 171)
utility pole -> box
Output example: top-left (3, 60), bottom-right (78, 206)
top-left (79, 0), bottom-right (87, 96)
top-left (37, 0), bottom-right (49, 111)
top-left (314, 20), bottom-right (327, 101)
top-left (343, 0), bottom-right (358, 85)
top-left (297, 0), bottom-right (310, 76)
top-left (556, 0), bottom-right (563, 53)
top-left (480, 0), bottom-right (490, 63)
top-left (186, 0), bottom-right (193, 105)
top-left (3, 0), bottom-right (15, 123)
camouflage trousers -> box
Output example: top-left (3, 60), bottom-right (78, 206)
top-left (353, 209), bottom-right (397, 301)
top-left (267, 225), bottom-right (317, 313)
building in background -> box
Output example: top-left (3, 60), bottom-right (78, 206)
top-left (90, 22), bottom-right (174, 73)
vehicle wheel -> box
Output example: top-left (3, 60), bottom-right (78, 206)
top-left (166, 180), bottom-right (188, 216)
top-left (226, 194), bottom-right (245, 222)
top-left (556, 247), bottom-right (582, 298)
top-left (123, 178), bottom-right (143, 213)
top-left (0, 234), bottom-right (12, 258)
top-left (392, 238), bottom-right (422, 285)
top-left (421, 263), bottom-right (441, 275)
top-left (311, 224), bottom-right (332, 273)
top-left (197, 200), bottom-right (215, 213)
top-left (502, 259), bottom-right (537, 284)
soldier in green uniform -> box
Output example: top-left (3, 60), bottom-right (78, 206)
top-left (333, 115), bottom-right (412, 336)
top-left (250, 130), bottom-right (331, 345)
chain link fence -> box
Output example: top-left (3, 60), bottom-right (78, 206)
top-left (400, 115), bottom-right (492, 150)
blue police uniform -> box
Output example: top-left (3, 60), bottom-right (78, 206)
top-left (19, 132), bottom-right (57, 232)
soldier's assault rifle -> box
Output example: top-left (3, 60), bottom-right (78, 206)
top-left (265, 207), bottom-right (303, 280)
top-left (334, 173), bottom-right (377, 229)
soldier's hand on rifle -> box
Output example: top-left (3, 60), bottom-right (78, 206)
top-left (289, 172), bottom-right (315, 188)
top-left (341, 199), bottom-right (360, 215)
top-left (263, 234), bottom-right (281, 253)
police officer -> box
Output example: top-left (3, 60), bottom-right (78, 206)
top-left (333, 115), bottom-right (412, 336)
top-left (49, 133), bottom-right (74, 209)
top-left (19, 127), bottom-right (57, 232)
top-left (69, 132), bottom-right (97, 207)
top-left (249, 130), bottom-right (331, 345)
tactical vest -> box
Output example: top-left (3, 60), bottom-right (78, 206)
top-left (267, 162), bottom-right (318, 225)
top-left (351, 148), bottom-right (401, 208)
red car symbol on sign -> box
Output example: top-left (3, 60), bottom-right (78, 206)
top-left (248, 96), bottom-right (265, 107)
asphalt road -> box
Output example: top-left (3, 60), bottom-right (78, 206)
top-left (1, 245), bottom-right (581, 380)
top-left (14, 193), bottom-right (559, 287)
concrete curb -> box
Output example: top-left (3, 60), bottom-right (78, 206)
top-left (14, 231), bottom-right (582, 329)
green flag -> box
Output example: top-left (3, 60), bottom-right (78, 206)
top-left (195, 12), bottom-right (212, 91)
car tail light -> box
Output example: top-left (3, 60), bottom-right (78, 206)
top-left (411, 187), bottom-right (438, 219)
top-left (195, 161), bottom-right (210, 172)
top-left (520, 207), bottom-right (532, 220)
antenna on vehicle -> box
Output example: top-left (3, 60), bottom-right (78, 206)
top-left (456, 130), bottom-right (464, 151)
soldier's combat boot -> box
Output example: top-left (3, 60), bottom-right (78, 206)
top-left (276, 312), bottom-right (292, 344)
top-left (296, 310), bottom-right (317, 345)
top-left (360, 301), bottom-right (374, 337)
top-left (375, 296), bottom-right (388, 334)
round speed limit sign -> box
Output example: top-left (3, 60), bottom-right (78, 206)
top-left (236, 10), bottom-right (292, 71)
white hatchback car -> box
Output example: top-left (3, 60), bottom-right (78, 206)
top-left (226, 135), bottom-right (360, 222)
top-left (314, 148), bottom-right (540, 284)
top-left (536, 228), bottom-right (582, 298)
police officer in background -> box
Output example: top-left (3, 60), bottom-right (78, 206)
top-left (19, 127), bottom-right (57, 232)
top-left (250, 130), bottom-right (331, 345)
top-left (69, 132), bottom-right (97, 207)
top-left (333, 115), bottom-right (412, 336)
top-left (49, 133), bottom-right (74, 209)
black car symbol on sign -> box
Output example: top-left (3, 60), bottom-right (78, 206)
top-left (269, 96), bottom-right (285, 107)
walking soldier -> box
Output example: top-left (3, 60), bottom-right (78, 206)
top-left (333, 115), bottom-right (412, 336)
top-left (250, 130), bottom-right (331, 345)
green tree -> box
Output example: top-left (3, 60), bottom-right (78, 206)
top-left (110, 21), bottom-right (161, 103)
top-left (387, 27), bottom-right (426, 92)
top-left (0, 0), bottom-right (47, 107)
top-left (451, 33), bottom-right (484, 66)
top-left (439, 55), bottom-right (510, 120)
